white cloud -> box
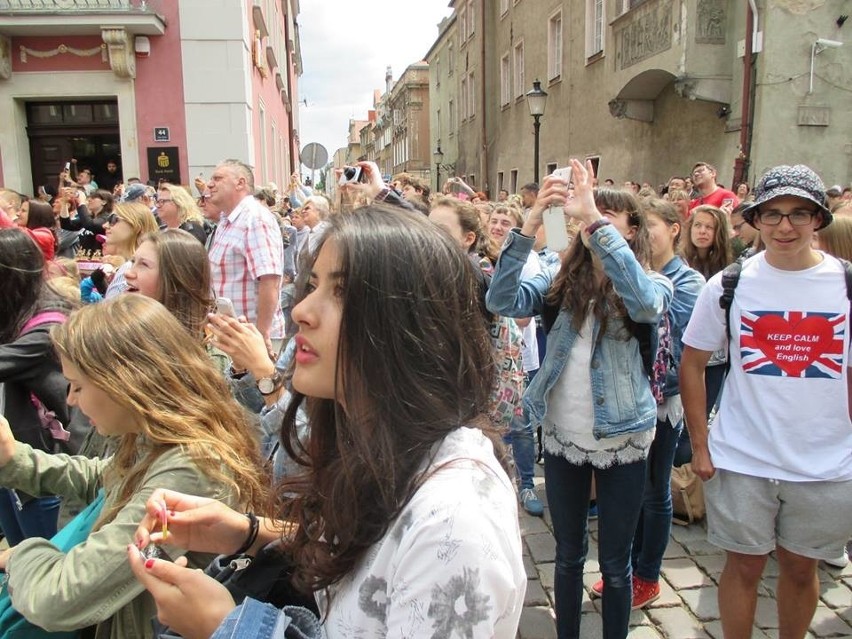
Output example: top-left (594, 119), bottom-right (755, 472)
top-left (296, 1), bottom-right (450, 172)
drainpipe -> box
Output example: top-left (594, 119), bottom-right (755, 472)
top-left (733, 1), bottom-right (757, 186)
top-left (480, 0), bottom-right (488, 195)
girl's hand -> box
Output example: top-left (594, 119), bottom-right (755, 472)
top-left (339, 161), bottom-right (384, 201)
top-left (206, 314), bottom-right (274, 378)
top-left (0, 416), bottom-right (17, 467)
top-left (521, 174), bottom-right (570, 237)
top-left (0, 548), bottom-right (13, 570)
top-left (133, 489), bottom-right (251, 557)
top-left (566, 158), bottom-right (602, 226)
top-left (127, 548), bottom-right (235, 639)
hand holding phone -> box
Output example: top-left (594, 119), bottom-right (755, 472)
top-left (542, 167), bottom-right (573, 251)
top-left (338, 166), bottom-right (363, 186)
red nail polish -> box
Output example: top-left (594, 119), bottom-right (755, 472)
top-left (145, 559), bottom-right (155, 569)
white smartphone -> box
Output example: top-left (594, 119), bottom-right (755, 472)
top-left (215, 297), bottom-right (236, 318)
top-left (338, 166), bottom-right (362, 186)
top-left (542, 167), bottom-right (573, 252)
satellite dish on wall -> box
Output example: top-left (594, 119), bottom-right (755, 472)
top-left (300, 143), bottom-right (329, 170)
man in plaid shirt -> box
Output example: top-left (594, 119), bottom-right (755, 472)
top-left (207, 159), bottom-right (285, 345)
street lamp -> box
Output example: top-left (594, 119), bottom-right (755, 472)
top-left (525, 79), bottom-right (548, 184)
top-left (433, 146), bottom-right (444, 192)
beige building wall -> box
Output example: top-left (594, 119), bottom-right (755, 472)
top-left (429, 0), bottom-right (850, 195)
top-left (389, 62), bottom-right (431, 182)
top-left (426, 15), bottom-right (459, 193)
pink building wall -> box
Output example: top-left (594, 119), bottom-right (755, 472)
top-left (132, 1), bottom-right (189, 185)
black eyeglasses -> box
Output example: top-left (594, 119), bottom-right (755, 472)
top-left (107, 213), bottom-right (123, 226)
top-left (757, 209), bottom-right (817, 227)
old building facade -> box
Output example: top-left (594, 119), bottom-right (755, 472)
top-left (426, 0), bottom-right (851, 195)
top-left (0, 0), bottom-right (302, 193)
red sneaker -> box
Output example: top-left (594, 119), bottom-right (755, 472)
top-left (590, 578), bottom-right (603, 598)
top-left (631, 576), bottom-right (660, 609)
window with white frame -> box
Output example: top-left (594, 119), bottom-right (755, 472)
top-left (459, 7), bottom-right (467, 42)
top-left (548, 10), bottom-right (563, 80)
top-left (448, 41), bottom-right (455, 74)
top-left (435, 56), bottom-right (440, 86)
top-left (500, 53), bottom-right (511, 106)
top-left (448, 99), bottom-right (456, 132)
top-left (500, 0), bottom-right (508, 16)
top-left (498, 171), bottom-right (505, 193)
top-left (467, 0), bottom-right (475, 37)
top-left (585, 0), bottom-right (605, 58)
top-left (513, 41), bottom-right (525, 99)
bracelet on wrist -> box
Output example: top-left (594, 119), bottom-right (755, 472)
top-left (584, 218), bottom-right (611, 236)
top-left (234, 512), bottom-right (259, 555)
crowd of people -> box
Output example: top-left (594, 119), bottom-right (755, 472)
top-left (0, 154), bottom-right (850, 639)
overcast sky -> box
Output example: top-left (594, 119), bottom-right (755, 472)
top-left (296, 1), bottom-right (451, 170)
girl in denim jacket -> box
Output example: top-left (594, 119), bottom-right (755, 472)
top-left (486, 160), bottom-right (672, 639)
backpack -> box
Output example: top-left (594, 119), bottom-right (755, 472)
top-left (718, 256), bottom-right (852, 344)
top-left (19, 311), bottom-right (73, 450)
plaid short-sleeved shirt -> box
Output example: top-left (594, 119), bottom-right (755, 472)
top-left (208, 195), bottom-right (285, 337)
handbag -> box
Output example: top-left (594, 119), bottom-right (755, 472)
top-left (153, 542), bottom-right (319, 638)
top-left (670, 463), bottom-right (705, 526)
top-left (0, 490), bottom-right (106, 638)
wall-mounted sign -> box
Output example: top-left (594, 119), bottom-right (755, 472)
top-left (146, 146), bottom-right (180, 184)
top-left (154, 126), bottom-right (170, 142)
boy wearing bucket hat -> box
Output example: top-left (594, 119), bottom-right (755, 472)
top-left (679, 165), bottom-right (852, 638)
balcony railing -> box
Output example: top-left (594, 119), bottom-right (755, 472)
top-left (0, 0), bottom-right (161, 12)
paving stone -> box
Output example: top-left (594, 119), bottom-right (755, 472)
top-left (627, 626), bottom-right (664, 638)
top-left (680, 537), bottom-right (725, 556)
top-left (670, 524), bottom-right (710, 544)
top-left (762, 632), bottom-right (817, 639)
top-left (760, 577), bottom-right (778, 597)
top-left (763, 557), bottom-right (779, 577)
top-left (538, 562), bottom-right (554, 591)
top-left (705, 622), bottom-right (772, 639)
top-left (661, 558), bottom-right (715, 590)
top-left (753, 596), bottom-right (779, 629)
top-left (649, 576), bottom-right (683, 608)
top-left (519, 514), bottom-right (550, 535)
top-left (646, 607), bottom-right (710, 638)
top-left (517, 606), bottom-right (557, 639)
top-left (820, 567), bottom-right (849, 584)
top-left (679, 586), bottom-right (720, 621)
top-left (693, 554), bottom-right (727, 583)
top-left (525, 533), bottom-right (556, 564)
top-left (523, 554), bottom-right (536, 577)
top-left (809, 604), bottom-right (852, 637)
top-left (663, 539), bottom-right (689, 559)
top-left (820, 581), bottom-right (852, 610)
top-left (630, 608), bottom-right (651, 626)
top-left (524, 579), bottom-right (550, 607)
top-left (579, 611), bottom-right (603, 636)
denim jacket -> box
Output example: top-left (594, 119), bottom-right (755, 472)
top-left (486, 226), bottom-right (673, 440)
top-left (658, 255), bottom-right (705, 397)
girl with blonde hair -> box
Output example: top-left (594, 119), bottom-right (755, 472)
top-left (816, 215), bottom-right (852, 262)
top-left (156, 183), bottom-right (208, 244)
top-left (0, 294), bottom-right (266, 639)
top-left (103, 202), bottom-right (159, 298)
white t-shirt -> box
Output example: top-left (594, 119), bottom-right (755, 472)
top-left (683, 252), bottom-right (852, 482)
top-left (317, 427), bottom-right (526, 638)
top-left (519, 251), bottom-right (541, 373)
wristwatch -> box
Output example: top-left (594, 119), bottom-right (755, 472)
top-left (256, 370), bottom-right (284, 396)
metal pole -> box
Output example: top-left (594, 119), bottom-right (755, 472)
top-left (533, 114), bottom-right (541, 184)
top-left (435, 163), bottom-right (441, 193)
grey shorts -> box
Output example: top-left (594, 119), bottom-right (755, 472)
top-left (705, 469), bottom-right (852, 561)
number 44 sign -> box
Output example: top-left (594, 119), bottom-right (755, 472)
top-left (154, 127), bottom-right (170, 143)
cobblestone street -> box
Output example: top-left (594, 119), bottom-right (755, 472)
top-left (517, 467), bottom-right (852, 639)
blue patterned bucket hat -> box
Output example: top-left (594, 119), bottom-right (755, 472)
top-left (743, 164), bottom-right (832, 229)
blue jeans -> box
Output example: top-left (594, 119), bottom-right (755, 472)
top-left (0, 489), bottom-right (61, 546)
top-left (545, 453), bottom-right (647, 639)
top-left (632, 416), bottom-right (683, 582)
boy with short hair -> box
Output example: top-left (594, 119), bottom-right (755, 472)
top-left (680, 165), bottom-right (852, 639)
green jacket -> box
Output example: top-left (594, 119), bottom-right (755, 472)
top-left (1, 443), bottom-right (238, 639)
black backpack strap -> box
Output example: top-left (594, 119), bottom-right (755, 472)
top-left (719, 260), bottom-right (743, 341)
top-left (541, 301), bottom-right (559, 334)
top-left (840, 258), bottom-right (852, 305)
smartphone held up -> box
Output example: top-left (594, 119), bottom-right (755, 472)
top-left (542, 167), bottom-right (573, 252)
top-left (338, 166), bottom-right (364, 186)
